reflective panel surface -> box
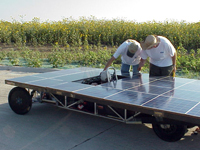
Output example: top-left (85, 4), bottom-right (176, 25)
top-left (5, 68), bottom-right (200, 118)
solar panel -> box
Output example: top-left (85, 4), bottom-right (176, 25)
top-left (5, 67), bottom-right (200, 124)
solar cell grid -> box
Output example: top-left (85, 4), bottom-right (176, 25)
top-left (75, 86), bottom-right (123, 98)
top-left (49, 82), bottom-right (92, 92)
top-left (32, 71), bottom-right (62, 78)
top-left (148, 79), bottom-right (174, 88)
top-left (176, 81), bottom-right (200, 92)
top-left (143, 96), bottom-right (198, 114)
top-left (100, 79), bottom-right (141, 90)
top-left (5, 68), bottom-right (200, 122)
top-left (105, 90), bottom-right (158, 105)
top-left (32, 68), bottom-right (102, 81)
top-left (27, 78), bottom-right (65, 87)
top-left (52, 73), bottom-right (87, 82)
top-left (187, 103), bottom-right (200, 116)
top-left (8, 75), bottom-right (44, 83)
top-left (131, 85), bottom-right (172, 95)
top-left (163, 89), bottom-right (200, 102)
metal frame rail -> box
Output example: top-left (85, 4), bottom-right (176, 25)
top-left (38, 91), bottom-right (143, 124)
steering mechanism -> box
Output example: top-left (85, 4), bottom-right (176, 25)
top-left (100, 67), bottom-right (118, 83)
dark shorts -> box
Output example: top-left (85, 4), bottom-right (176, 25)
top-left (149, 63), bottom-right (173, 77)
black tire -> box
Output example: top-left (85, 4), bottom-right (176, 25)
top-left (8, 87), bottom-right (32, 115)
top-left (152, 123), bottom-right (187, 142)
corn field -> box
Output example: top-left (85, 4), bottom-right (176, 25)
top-left (0, 17), bottom-right (199, 50)
top-left (0, 17), bottom-right (200, 78)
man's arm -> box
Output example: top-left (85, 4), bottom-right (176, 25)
top-left (172, 51), bottom-right (177, 73)
top-left (103, 56), bottom-right (116, 71)
top-left (138, 58), bottom-right (146, 71)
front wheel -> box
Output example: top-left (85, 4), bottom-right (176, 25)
top-left (8, 87), bottom-right (32, 115)
top-left (152, 123), bottom-right (187, 142)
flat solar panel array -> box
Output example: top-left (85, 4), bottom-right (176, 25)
top-left (5, 67), bottom-right (200, 124)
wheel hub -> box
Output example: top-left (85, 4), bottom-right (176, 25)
top-left (16, 97), bottom-right (23, 105)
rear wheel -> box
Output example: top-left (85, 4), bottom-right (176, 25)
top-left (152, 122), bottom-right (187, 142)
top-left (8, 87), bottom-right (32, 115)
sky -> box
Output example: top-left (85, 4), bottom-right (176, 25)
top-left (0, 0), bottom-right (199, 23)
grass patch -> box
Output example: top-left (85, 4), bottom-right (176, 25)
top-left (0, 44), bottom-right (199, 79)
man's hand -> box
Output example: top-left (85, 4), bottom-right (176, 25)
top-left (172, 65), bottom-right (176, 77)
top-left (138, 59), bottom-right (146, 72)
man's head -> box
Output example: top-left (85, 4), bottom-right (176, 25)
top-left (141, 35), bottom-right (160, 50)
top-left (127, 41), bottom-right (138, 57)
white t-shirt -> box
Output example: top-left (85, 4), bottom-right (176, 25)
top-left (140, 36), bottom-right (176, 67)
top-left (113, 40), bottom-right (142, 65)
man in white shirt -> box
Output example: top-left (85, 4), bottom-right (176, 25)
top-left (138, 35), bottom-right (177, 76)
top-left (103, 39), bottom-right (142, 76)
